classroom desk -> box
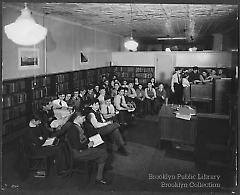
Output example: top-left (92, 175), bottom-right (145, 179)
top-left (158, 104), bottom-right (197, 145)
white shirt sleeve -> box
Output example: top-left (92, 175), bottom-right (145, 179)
top-left (171, 73), bottom-right (178, 91)
top-left (153, 88), bottom-right (157, 98)
top-left (145, 88), bottom-right (150, 99)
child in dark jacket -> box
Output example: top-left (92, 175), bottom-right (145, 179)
top-left (65, 111), bottom-right (108, 184)
top-left (25, 114), bottom-right (67, 175)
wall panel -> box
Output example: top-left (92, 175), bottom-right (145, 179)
top-left (3, 6), bottom-right (123, 80)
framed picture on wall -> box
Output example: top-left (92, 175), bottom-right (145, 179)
top-left (18, 48), bottom-right (40, 69)
top-left (80, 51), bottom-right (88, 65)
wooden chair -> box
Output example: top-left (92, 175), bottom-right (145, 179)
top-left (18, 138), bottom-right (49, 178)
top-left (63, 135), bottom-right (95, 183)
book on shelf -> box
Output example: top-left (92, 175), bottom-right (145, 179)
top-left (73, 72), bottom-right (78, 80)
top-left (32, 88), bottom-right (48, 99)
top-left (31, 77), bottom-right (43, 88)
top-left (127, 67), bottom-right (135, 72)
top-left (3, 96), bottom-right (12, 108)
top-left (135, 67), bottom-right (142, 72)
top-left (17, 80), bottom-right (26, 91)
top-left (11, 93), bottom-right (27, 105)
top-left (32, 100), bottom-right (42, 113)
top-left (45, 77), bottom-right (51, 85)
top-left (146, 73), bottom-right (153, 78)
top-left (7, 82), bottom-right (17, 93)
top-left (2, 85), bottom-right (7, 95)
top-left (130, 72), bottom-right (135, 78)
top-left (56, 74), bottom-right (68, 83)
top-left (17, 93), bottom-right (26, 104)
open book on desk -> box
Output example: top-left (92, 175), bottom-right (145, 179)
top-left (42, 137), bottom-right (57, 146)
top-left (174, 106), bottom-right (196, 120)
top-left (89, 134), bottom-right (104, 147)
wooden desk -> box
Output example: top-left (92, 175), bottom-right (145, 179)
top-left (190, 83), bottom-right (213, 112)
top-left (158, 104), bottom-right (197, 145)
top-left (195, 113), bottom-right (232, 168)
top-left (190, 83), bottom-right (213, 101)
top-left (214, 78), bottom-right (231, 114)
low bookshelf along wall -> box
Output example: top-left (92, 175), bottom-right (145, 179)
top-left (112, 66), bottom-right (155, 85)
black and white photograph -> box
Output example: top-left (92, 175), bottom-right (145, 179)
top-left (2, 0), bottom-right (239, 194)
top-left (18, 48), bottom-right (39, 68)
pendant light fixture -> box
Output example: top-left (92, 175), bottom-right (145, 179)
top-left (4, 3), bottom-right (47, 46)
top-left (124, 2), bottom-right (138, 52)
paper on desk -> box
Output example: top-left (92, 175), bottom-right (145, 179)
top-left (89, 134), bottom-right (104, 147)
top-left (42, 137), bottom-right (56, 146)
top-left (176, 113), bottom-right (191, 120)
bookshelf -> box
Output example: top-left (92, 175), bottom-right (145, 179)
top-left (52, 73), bottom-right (70, 95)
top-left (30, 76), bottom-right (52, 113)
top-left (96, 67), bottom-right (112, 83)
top-left (72, 70), bottom-right (88, 90)
top-left (135, 66), bottom-right (155, 84)
top-left (71, 67), bottom-right (112, 90)
top-left (112, 66), bottom-right (155, 85)
top-left (2, 79), bottom-right (29, 137)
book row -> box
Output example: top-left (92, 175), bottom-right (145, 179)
top-left (135, 72), bottom-right (154, 79)
top-left (32, 87), bottom-right (50, 100)
top-left (31, 77), bottom-right (51, 89)
top-left (113, 66), bottom-right (154, 73)
top-left (56, 74), bottom-right (69, 83)
top-left (3, 80), bottom-right (25, 94)
top-left (3, 93), bottom-right (27, 108)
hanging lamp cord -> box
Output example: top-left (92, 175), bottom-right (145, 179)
top-left (130, 2), bottom-right (133, 38)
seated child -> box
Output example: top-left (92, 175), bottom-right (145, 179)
top-left (26, 114), bottom-right (67, 175)
top-left (100, 95), bottom-right (118, 122)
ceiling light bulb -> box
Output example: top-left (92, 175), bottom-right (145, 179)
top-left (124, 37), bottom-right (138, 51)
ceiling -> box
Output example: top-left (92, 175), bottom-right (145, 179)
top-left (4, 2), bottom-right (239, 45)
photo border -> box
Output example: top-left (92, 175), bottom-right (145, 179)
top-left (18, 47), bottom-right (40, 70)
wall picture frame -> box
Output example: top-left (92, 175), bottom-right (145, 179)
top-left (18, 48), bottom-right (40, 69)
top-left (79, 51), bottom-right (88, 65)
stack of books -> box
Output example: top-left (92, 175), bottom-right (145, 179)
top-left (175, 106), bottom-right (196, 121)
